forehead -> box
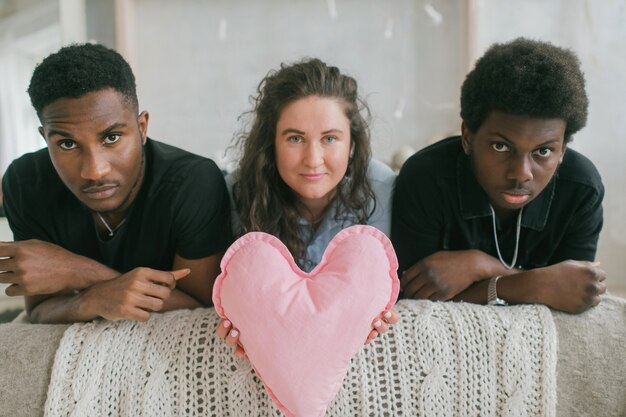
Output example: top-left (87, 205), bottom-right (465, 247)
top-left (40, 88), bottom-right (135, 131)
top-left (477, 111), bottom-right (566, 144)
top-left (277, 96), bottom-right (349, 127)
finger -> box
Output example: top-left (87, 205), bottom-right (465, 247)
top-left (234, 344), bottom-right (246, 358)
top-left (400, 265), bottom-right (421, 290)
top-left (143, 281), bottom-right (171, 300)
top-left (225, 328), bottom-right (240, 349)
top-left (216, 319), bottom-right (232, 339)
top-left (597, 281), bottom-right (607, 295)
top-left (414, 283), bottom-right (438, 300)
top-left (171, 268), bottom-right (191, 281)
top-left (4, 284), bottom-right (23, 297)
top-left (372, 317), bottom-right (389, 334)
top-left (128, 307), bottom-right (151, 322)
top-left (0, 271), bottom-right (17, 285)
top-left (365, 329), bottom-right (378, 344)
top-left (381, 307), bottom-right (399, 324)
top-left (403, 277), bottom-right (428, 299)
top-left (144, 268), bottom-right (189, 289)
top-left (167, 268), bottom-right (191, 289)
top-left (429, 289), bottom-right (452, 301)
top-left (135, 294), bottom-right (165, 312)
top-left (0, 243), bottom-right (16, 256)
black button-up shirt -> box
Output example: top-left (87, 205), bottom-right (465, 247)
top-left (392, 136), bottom-right (604, 272)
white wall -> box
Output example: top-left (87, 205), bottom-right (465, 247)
top-left (128, 0), bottom-right (465, 167)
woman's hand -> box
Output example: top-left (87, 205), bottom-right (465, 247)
top-left (216, 318), bottom-right (246, 358)
top-left (365, 307), bottom-right (400, 344)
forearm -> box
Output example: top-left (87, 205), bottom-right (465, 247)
top-left (26, 292), bottom-right (99, 324)
top-left (160, 288), bottom-right (202, 311)
top-left (453, 269), bottom-right (542, 305)
top-left (62, 254), bottom-right (119, 290)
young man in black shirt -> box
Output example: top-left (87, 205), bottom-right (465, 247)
top-left (0, 43), bottom-right (231, 323)
top-left (392, 38), bottom-right (606, 313)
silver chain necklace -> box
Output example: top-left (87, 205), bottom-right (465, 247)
top-left (489, 205), bottom-right (522, 270)
top-left (97, 212), bottom-right (126, 237)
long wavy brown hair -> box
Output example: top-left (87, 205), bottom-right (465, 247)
top-left (232, 58), bottom-right (375, 264)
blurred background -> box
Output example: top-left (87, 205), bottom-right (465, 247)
top-left (0, 0), bottom-right (625, 314)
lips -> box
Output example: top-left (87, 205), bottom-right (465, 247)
top-left (82, 185), bottom-right (118, 200)
top-left (300, 173), bottom-right (326, 181)
top-left (501, 191), bottom-right (531, 205)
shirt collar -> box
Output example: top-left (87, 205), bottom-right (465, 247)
top-left (457, 151), bottom-right (556, 231)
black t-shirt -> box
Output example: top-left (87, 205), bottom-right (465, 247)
top-left (392, 136), bottom-right (604, 272)
top-left (2, 139), bottom-right (231, 273)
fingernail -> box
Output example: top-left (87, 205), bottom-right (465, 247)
top-left (384, 311), bottom-right (392, 319)
top-left (230, 329), bottom-right (238, 338)
top-left (223, 320), bottom-right (231, 328)
top-left (374, 320), bottom-right (382, 328)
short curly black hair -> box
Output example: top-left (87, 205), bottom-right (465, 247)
top-left (28, 43), bottom-right (138, 117)
top-left (460, 37), bottom-right (588, 142)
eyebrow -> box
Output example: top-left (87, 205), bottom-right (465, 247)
top-left (488, 132), bottom-right (562, 147)
top-left (280, 128), bottom-right (306, 136)
top-left (98, 122), bottom-right (127, 137)
top-left (279, 128), bottom-right (344, 136)
top-left (46, 122), bottom-right (129, 139)
top-left (45, 128), bottom-right (72, 138)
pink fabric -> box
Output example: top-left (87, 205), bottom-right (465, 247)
top-left (212, 225), bottom-right (400, 417)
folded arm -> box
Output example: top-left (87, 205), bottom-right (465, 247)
top-left (0, 239), bottom-right (222, 323)
top-left (453, 260), bottom-right (606, 313)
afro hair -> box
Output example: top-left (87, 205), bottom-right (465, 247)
top-left (460, 37), bottom-right (588, 142)
top-left (28, 43), bottom-right (138, 117)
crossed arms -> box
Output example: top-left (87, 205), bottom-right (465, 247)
top-left (0, 239), bottom-right (221, 323)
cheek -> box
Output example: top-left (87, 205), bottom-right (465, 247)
top-left (274, 147), bottom-right (299, 183)
top-left (49, 152), bottom-right (80, 183)
top-left (119, 140), bottom-right (144, 174)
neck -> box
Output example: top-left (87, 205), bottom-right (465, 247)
top-left (491, 206), bottom-right (520, 228)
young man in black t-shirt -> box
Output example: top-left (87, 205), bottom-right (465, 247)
top-left (392, 38), bottom-right (606, 314)
top-left (0, 44), bottom-right (231, 323)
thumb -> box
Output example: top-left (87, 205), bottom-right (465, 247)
top-left (171, 268), bottom-right (191, 281)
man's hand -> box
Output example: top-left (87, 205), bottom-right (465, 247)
top-left (80, 267), bottom-right (191, 321)
top-left (532, 260), bottom-right (606, 314)
top-left (0, 239), bottom-right (101, 296)
top-left (402, 250), bottom-right (507, 300)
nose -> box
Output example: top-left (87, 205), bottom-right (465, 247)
top-left (507, 154), bottom-right (533, 184)
top-left (81, 149), bottom-right (112, 181)
top-left (303, 142), bottom-right (324, 168)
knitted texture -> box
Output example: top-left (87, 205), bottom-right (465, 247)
top-left (44, 300), bottom-right (557, 417)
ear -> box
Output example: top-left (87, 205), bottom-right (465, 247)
top-left (38, 126), bottom-right (47, 143)
top-left (461, 122), bottom-right (472, 155)
top-left (559, 141), bottom-right (567, 164)
top-left (138, 111), bottom-right (149, 145)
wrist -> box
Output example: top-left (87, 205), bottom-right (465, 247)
top-left (77, 286), bottom-right (101, 320)
top-left (471, 250), bottom-right (504, 282)
top-left (487, 275), bottom-right (508, 305)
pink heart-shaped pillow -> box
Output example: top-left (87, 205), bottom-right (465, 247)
top-left (212, 225), bottom-right (400, 417)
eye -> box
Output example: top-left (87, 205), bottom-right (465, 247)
top-left (104, 134), bottom-right (121, 145)
top-left (287, 136), bottom-right (303, 143)
top-left (323, 136), bottom-right (337, 144)
top-left (533, 147), bottom-right (553, 158)
top-left (58, 140), bottom-right (77, 150)
top-left (491, 142), bottom-right (509, 152)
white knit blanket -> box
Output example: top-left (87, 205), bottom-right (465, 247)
top-left (45, 300), bottom-right (557, 417)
